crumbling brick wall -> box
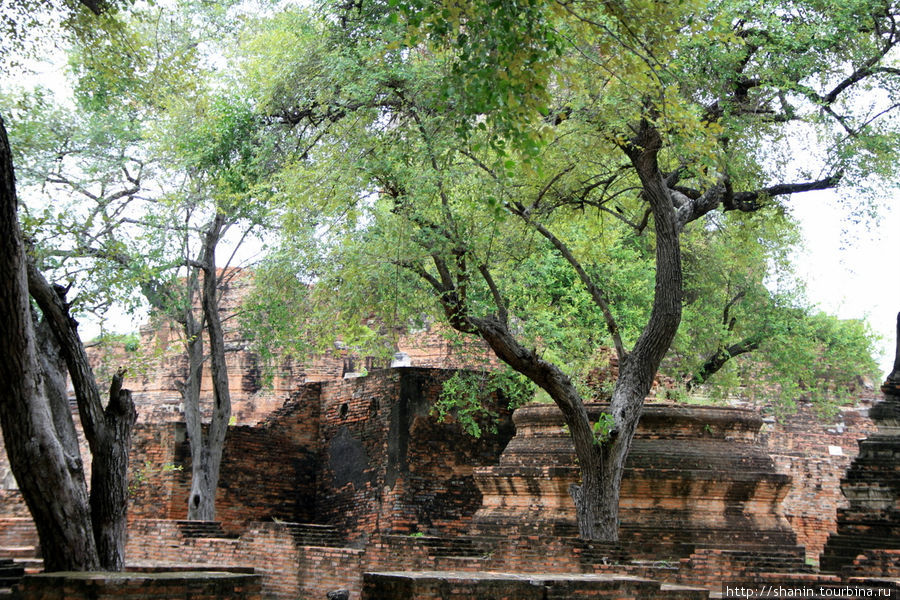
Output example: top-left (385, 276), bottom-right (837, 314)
top-left (760, 402), bottom-right (877, 562)
top-left (314, 368), bottom-right (515, 541)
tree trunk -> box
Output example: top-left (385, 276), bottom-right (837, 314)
top-left (470, 314), bottom-right (611, 539)
top-left (89, 371), bottom-right (136, 570)
top-left (180, 307), bottom-right (212, 520)
top-left (567, 423), bottom-right (606, 539)
top-left (34, 318), bottom-right (83, 461)
top-left (185, 213), bottom-right (231, 521)
top-left (568, 118), bottom-right (687, 541)
top-left (578, 117), bottom-right (685, 539)
top-left (886, 312), bottom-right (900, 387)
top-left (0, 114), bottom-right (100, 571)
top-left (27, 260), bottom-right (137, 571)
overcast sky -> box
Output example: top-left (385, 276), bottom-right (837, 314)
top-left (790, 194), bottom-right (898, 378)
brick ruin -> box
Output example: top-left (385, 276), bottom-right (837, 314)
top-left (0, 275), bottom-right (897, 598)
top-left (820, 386), bottom-right (900, 576)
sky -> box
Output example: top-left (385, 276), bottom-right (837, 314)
top-left (790, 194), bottom-right (899, 378)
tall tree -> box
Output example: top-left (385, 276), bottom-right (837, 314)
top-left (399, 0), bottom-right (897, 540)
top-left (6, 1), bottom-right (271, 522)
top-left (243, 0), bottom-right (897, 541)
top-left (0, 113), bottom-right (101, 573)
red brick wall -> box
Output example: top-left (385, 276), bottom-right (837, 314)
top-left (314, 368), bottom-right (514, 541)
top-left (128, 387), bottom-right (323, 526)
top-left (314, 372), bottom-right (397, 541)
top-left (760, 402), bottom-right (877, 562)
top-left (125, 519), bottom-right (362, 599)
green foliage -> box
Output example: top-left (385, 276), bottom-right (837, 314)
top-left (0, 0), bottom-right (137, 71)
top-left (592, 412), bottom-right (615, 445)
top-left (667, 209), bottom-right (881, 409)
top-left (433, 369), bottom-right (535, 438)
top-left (234, 0), bottom-right (888, 421)
top-left (128, 460), bottom-right (183, 497)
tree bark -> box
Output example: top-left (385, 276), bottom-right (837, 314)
top-left (469, 315), bottom-right (605, 538)
top-left (89, 371), bottom-right (136, 570)
top-left (0, 114), bottom-right (100, 571)
top-left (180, 303), bottom-right (210, 520)
top-left (582, 118), bottom-right (685, 540)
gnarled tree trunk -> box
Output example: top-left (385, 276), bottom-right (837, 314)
top-left (0, 114), bottom-right (100, 571)
top-left (27, 264), bottom-right (138, 571)
top-left (89, 372), bottom-right (136, 570)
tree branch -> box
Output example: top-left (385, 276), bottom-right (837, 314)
top-left (506, 200), bottom-right (627, 362)
top-left (686, 337), bottom-right (761, 390)
top-left (26, 259), bottom-right (107, 449)
top-left (478, 264), bottom-right (508, 325)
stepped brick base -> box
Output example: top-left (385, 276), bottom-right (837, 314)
top-left (473, 403), bottom-right (798, 559)
top-left (820, 395), bottom-right (900, 574)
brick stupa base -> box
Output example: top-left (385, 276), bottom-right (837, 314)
top-left (471, 402), bottom-right (805, 561)
top-left (820, 388), bottom-right (900, 576)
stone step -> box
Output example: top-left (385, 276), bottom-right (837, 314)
top-left (659, 583), bottom-right (711, 599)
top-left (383, 534), bottom-right (498, 558)
top-left (0, 559), bottom-right (25, 594)
top-left (0, 547), bottom-right (37, 560)
top-left (13, 558), bottom-right (43, 575)
top-left (571, 540), bottom-right (632, 565)
top-left (686, 546), bottom-right (813, 575)
top-left (415, 535), bottom-right (483, 557)
top-left (176, 520), bottom-right (238, 539)
top-left (280, 523), bottom-right (344, 547)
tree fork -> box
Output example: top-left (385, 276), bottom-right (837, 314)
top-left (0, 114), bottom-right (100, 571)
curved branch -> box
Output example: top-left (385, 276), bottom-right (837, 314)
top-left (686, 337), bottom-right (761, 390)
top-left (478, 264), bottom-right (508, 325)
top-left (506, 201), bottom-right (626, 362)
top-left (26, 260), bottom-right (106, 449)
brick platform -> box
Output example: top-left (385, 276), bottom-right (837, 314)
top-left (12, 570), bottom-right (262, 600)
top-left (362, 571), bottom-right (711, 600)
top-left (472, 403), bottom-right (801, 559)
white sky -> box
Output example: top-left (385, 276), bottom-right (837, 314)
top-left (790, 194), bottom-right (899, 378)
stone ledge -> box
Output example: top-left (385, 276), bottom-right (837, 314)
top-left (362, 570), bottom-right (710, 599)
top-left (13, 570), bottom-right (262, 600)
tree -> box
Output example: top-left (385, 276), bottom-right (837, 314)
top-left (0, 0), bottom-right (142, 571)
top-left (149, 84), bottom-right (276, 520)
top-left (243, 0), bottom-right (897, 541)
top-left (6, 0), bottom-right (274, 522)
top-left (0, 113), bottom-right (102, 573)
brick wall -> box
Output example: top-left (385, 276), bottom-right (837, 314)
top-left (760, 402), bottom-right (877, 562)
top-left (125, 519), bottom-right (363, 599)
top-left (128, 388), bottom-right (323, 526)
top-left (314, 368), bottom-right (514, 541)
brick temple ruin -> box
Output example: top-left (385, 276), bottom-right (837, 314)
top-left (0, 272), bottom-right (898, 599)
